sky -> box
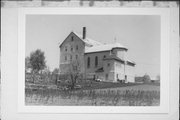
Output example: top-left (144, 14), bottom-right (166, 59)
top-left (26, 15), bottom-right (160, 79)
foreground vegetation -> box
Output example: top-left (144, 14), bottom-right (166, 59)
top-left (25, 83), bottom-right (160, 106)
top-left (25, 49), bottom-right (160, 106)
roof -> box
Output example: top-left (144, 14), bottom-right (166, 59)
top-left (59, 32), bottom-right (102, 47)
top-left (103, 55), bottom-right (135, 66)
top-left (85, 43), bottom-right (128, 54)
top-left (59, 32), bottom-right (127, 53)
top-left (73, 32), bottom-right (102, 46)
top-left (127, 60), bottom-right (136, 65)
top-left (103, 55), bottom-right (125, 63)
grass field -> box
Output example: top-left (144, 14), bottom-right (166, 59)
top-left (25, 82), bottom-right (160, 106)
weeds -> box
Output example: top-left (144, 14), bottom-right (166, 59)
top-left (25, 87), bottom-right (160, 106)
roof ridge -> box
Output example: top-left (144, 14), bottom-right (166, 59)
top-left (73, 31), bottom-right (102, 46)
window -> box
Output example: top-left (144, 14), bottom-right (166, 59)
top-left (103, 55), bottom-right (106, 58)
top-left (87, 57), bottom-right (90, 68)
top-left (107, 63), bottom-right (110, 67)
top-left (95, 56), bottom-right (98, 67)
top-left (71, 46), bottom-right (73, 52)
top-left (110, 50), bottom-right (114, 55)
top-left (76, 55), bottom-right (78, 60)
top-left (65, 46), bottom-right (67, 52)
top-left (76, 45), bottom-right (78, 50)
top-left (125, 75), bottom-right (127, 81)
top-left (70, 55), bottom-right (72, 61)
top-left (105, 73), bottom-right (108, 80)
top-left (117, 74), bottom-right (119, 79)
top-left (65, 56), bottom-right (67, 61)
top-left (71, 36), bottom-right (74, 41)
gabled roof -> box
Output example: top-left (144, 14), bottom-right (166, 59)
top-left (59, 32), bottom-right (102, 47)
top-left (85, 43), bottom-right (128, 54)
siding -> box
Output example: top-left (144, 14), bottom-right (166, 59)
top-left (60, 32), bottom-right (85, 74)
top-left (114, 61), bottom-right (125, 81)
top-left (112, 48), bottom-right (127, 60)
top-left (84, 51), bottom-right (110, 74)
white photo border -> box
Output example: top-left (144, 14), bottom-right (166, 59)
top-left (18, 8), bottom-right (170, 114)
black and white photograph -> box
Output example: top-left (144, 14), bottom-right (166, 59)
top-left (1, 4), bottom-right (179, 120)
top-left (24, 14), bottom-right (161, 106)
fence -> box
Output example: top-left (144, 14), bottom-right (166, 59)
top-left (25, 72), bottom-right (58, 85)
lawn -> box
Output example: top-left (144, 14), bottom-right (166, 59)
top-left (25, 81), bottom-right (160, 106)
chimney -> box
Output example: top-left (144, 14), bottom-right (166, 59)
top-left (83, 27), bottom-right (86, 39)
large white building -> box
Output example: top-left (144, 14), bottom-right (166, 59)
top-left (59, 27), bottom-right (135, 83)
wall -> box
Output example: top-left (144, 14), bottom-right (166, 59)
top-left (114, 61), bottom-right (125, 81)
top-left (60, 32), bottom-right (85, 74)
top-left (102, 59), bottom-right (115, 82)
top-left (126, 64), bottom-right (135, 83)
top-left (112, 48), bottom-right (127, 60)
top-left (84, 51), bottom-right (110, 77)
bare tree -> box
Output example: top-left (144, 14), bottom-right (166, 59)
top-left (67, 60), bottom-right (81, 90)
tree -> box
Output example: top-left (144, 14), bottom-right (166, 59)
top-left (52, 68), bottom-right (59, 75)
top-left (29, 49), bottom-right (46, 73)
top-left (52, 68), bottom-right (59, 85)
top-left (143, 74), bottom-right (151, 83)
top-left (29, 49), bottom-right (46, 83)
top-left (25, 56), bottom-right (31, 73)
top-left (67, 60), bottom-right (81, 90)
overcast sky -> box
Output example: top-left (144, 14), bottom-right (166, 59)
top-left (26, 15), bottom-right (160, 79)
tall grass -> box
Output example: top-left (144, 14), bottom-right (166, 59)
top-left (25, 87), bottom-right (160, 106)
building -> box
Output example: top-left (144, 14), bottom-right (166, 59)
top-left (59, 27), bottom-right (135, 83)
